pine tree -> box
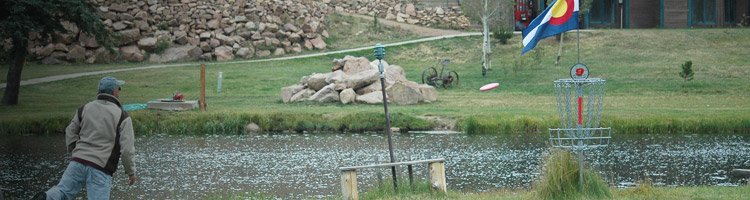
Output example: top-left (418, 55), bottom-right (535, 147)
top-left (679, 61), bottom-right (694, 87)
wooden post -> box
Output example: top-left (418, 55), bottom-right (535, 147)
top-left (341, 170), bottom-right (358, 200)
top-left (555, 32), bottom-right (565, 67)
top-left (200, 62), bottom-right (206, 111)
top-left (408, 165), bottom-right (414, 186)
top-left (428, 162), bottom-right (447, 194)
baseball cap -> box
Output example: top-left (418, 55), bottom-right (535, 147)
top-left (98, 76), bottom-right (125, 93)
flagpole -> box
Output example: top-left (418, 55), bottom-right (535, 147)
top-left (576, 27), bottom-right (581, 63)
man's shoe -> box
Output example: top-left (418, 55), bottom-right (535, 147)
top-left (31, 192), bottom-right (46, 200)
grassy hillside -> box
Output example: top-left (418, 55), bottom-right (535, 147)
top-left (1, 28), bottom-right (749, 134)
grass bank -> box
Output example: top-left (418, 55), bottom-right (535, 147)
top-left (1, 28), bottom-right (749, 135)
top-left (354, 148), bottom-right (749, 200)
top-left (354, 185), bottom-right (750, 200)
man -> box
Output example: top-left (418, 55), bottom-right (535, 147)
top-left (34, 76), bottom-right (136, 200)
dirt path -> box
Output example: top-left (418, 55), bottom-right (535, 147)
top-left (338, 12), bottom-right (464, 37)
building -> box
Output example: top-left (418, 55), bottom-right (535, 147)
top-left (527, 0), bottom-right (750, 28)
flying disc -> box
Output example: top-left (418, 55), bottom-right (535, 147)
top-left (480, 82), bottom-right (499, 91)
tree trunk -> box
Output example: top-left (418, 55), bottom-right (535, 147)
top-left (483, 20), bottom-right (492, 71)
top-left (2, 40), bottom-right (28, 105)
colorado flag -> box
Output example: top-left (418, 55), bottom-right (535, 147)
top-left (521, 0), bottom-right (579, 55)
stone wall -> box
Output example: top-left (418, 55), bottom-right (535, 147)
top-left (22, 0), bottom-right (472, 64)
top-left (328, 0), bottom-right (471, 30)
top-left (27, 0), bottom-right (333, 64)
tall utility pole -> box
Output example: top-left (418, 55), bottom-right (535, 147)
top-left (374, 44), bottom-right (398, 192)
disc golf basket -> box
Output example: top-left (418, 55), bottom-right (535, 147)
top-left (549, 63), bottom-right (611, 184)
top-left (422, 59), bottom-right (459, 88)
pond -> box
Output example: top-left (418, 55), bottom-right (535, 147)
top-left (1, 133), bottom-right (748, 199)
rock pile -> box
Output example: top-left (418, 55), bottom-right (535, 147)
top-left (22, 0), bottom-right (474, 64)
top-left (26, 0), bottom-right (332, 64)
top-left (328, 0), bottom-right (471, 30)
top-left (281, 56), bottom-right (437, 105)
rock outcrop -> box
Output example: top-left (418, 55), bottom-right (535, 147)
top-left (282, 56), bottom-right (437, 105)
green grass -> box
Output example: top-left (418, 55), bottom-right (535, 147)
top-left (533, 149), bottom-right (611, 200)
top-left (1, 28), bottom-right (749, 135)
top-left (353, 149), bottom-right (750, 200)
top-left (355, 185), bottom-right (750, 200)
top-left (359, 179), bottom-right (448, 200)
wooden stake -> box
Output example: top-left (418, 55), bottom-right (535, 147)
top-left (341, 170), bottom-right (359, 200)
top-left (556, 32), bottom-right (565, 67)
top-left (429, 162), bottom-right (447, 194)
top-left (200, 62), bottom-right (206, 111)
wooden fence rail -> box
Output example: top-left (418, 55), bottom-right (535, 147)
top-left (339, 158), bottom-right (446, 200)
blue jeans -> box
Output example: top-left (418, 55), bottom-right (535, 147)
top-left (45, 161), bottom-right (112, 200)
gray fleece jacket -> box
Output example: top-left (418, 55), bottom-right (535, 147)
top-left (65, 93), bottom-right (136, 176)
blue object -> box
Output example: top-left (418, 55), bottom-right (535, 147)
top-left (374, 44), bottom-right (386, 78)
top-left (98, 76), bottom-right (125, 93)
top-left (521, 0), bottom-right (580, 55)
top-left (374, 43), bottom-right (385, 61)
top-left (123, 104), bottom-right (146, 111)
top-left (44, 162), bottom-right (113, 200)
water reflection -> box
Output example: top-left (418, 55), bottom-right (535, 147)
top-left (1, 133), bottom-right (748, 199)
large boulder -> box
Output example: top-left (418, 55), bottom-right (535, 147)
top-left (284, 23), bottom-right (299, 32)
top-left (214, 46), bottom-right (234, 61)
top-left (236, 47), bottom-right (253, 59)
top-left (355, 81), bottom-right (382, 95)
top-left (356, 92), bottom-right (384, 104)
top-left (339, 88), bottom-right (356, 104)
top-left (38, 44), bottom-right (56, 57)
top-left (310, 36), bottom-right (327, 50)
top-left (173, 30), bottom-right (188, 45)
top-left (386, 82), bottom-right (422, 105)
top-left (148, 45), bottom-right (202, 63)
top-left (415, 84), bottom-right (438, 102)
top-left (385, 65), bottom-right (407, 84)
top-left (303, 73), bottom-right (329, 91)
top-left (256, 50), bottom-right (271, 57)
top-left (343, 57), bottom-right (372, 75)
top-left (325, 70), bottom-right (346, 84)
top-left (290, 89), bottom-right (315, 102)
top-left (207, 19), bottom-right (220, 29)
top-left (79, 33), bottom-right (99, 48)
top-left (289, 33), bottom-right (302, 43)
top-left (120, 45), bottom-right (144, 62)
top-left (405, 4), bottom-right (416, 16)
top-left (281, 84), bottom-right (305, 103)
top-left (65, 45), bottom-right (86, 62)
top-left (118, 29), bottom-right (141, 45)
top-left (137, 37), bottom-right (157, 52)
top-left (93, 47), bottom-right (117, 63)
top-left (344, 69), bottom-right (379, 90)
top-left (309, 84), bottom-right (339, 103)
top-left (245, 123), bottom-right (260, 135)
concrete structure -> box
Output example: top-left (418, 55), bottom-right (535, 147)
top-left (146, 99), bottom-right (198, 111)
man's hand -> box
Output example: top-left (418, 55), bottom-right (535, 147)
top-left (129, 175), bottom-right (137, 186)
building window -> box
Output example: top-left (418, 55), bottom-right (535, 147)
top-left (590, 0), bottom-right (617, 25)
top-left (725, 0), bottom-right (735, 24)
top-left (692, 0), bottom-right (716, 24)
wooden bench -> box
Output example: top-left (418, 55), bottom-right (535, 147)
top-left (339, 158), bottom-right (446, 200)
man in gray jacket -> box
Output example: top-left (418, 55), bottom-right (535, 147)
top-left (34, 76), bottom-right (136, 200)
